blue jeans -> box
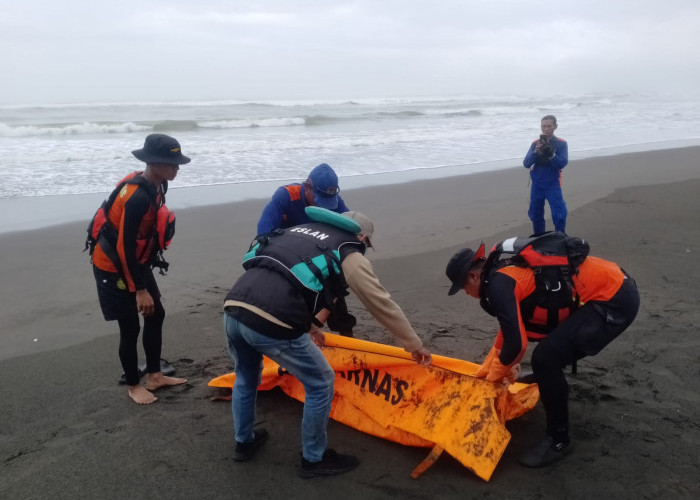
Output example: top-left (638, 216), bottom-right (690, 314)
top-left (223, 312), bottom-right (335, 462)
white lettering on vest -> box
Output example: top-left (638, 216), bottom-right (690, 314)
top-left (289, 227), bottom-right (329, 240)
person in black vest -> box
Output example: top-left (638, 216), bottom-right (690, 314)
top-left (256, 163), bottom-right (356, 336)
top-left (223, 211), bottom-right (432, 478)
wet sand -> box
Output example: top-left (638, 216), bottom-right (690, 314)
top-left (1, 147), bottom-right (699, 499)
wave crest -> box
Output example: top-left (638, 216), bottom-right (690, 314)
top-left (0, 121), bottom-right (150, 137)
top-left (198, 117), bottom-right (305, 129)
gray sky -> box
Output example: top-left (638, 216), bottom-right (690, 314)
top-left (1, 0), bottom-right (698, 104)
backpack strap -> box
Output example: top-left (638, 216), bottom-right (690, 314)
top-left (96, 220), bottom-right (124, 276)
top-left (315, 242), bottom-right (347, 306)
top-left (520, 266), bottom-right (581, 334)
top-left (478, 252), bottom-right (512, 316)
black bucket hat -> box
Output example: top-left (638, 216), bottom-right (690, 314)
top-left (446, 243), bottom-right (486, 295)
top-left (132, 133), bottom-right (191, 165)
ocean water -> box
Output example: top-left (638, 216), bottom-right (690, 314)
top-left (2, 93), bottom-right (700, 202)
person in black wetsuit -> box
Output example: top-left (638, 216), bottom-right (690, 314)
top-left (91, 134), bottom-right (190, 404)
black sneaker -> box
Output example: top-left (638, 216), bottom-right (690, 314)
top-left (299, 449), bottom-right (359, 478)
top-left (518, 436), bottom-right (573, 468)
top-left (234, 428), bottom-right (269, 462)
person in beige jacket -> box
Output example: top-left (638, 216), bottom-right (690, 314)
top-left (222, 210), bottom-right (431, 478)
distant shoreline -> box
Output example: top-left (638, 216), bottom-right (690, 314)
top-left (1, 139), bottom-right (699, 235)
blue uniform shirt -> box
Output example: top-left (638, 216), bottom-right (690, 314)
top-left (257, 183), bottom-right (350, 235)
top-left (523, 136), bottom-right (569, 188)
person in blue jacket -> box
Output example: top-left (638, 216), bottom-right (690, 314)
top-left (257, 163), bottom-right (349, 235)
top-left (523, 115), bottom-right (569, 235)
top-left (256, 163), bottom-right (355, 336)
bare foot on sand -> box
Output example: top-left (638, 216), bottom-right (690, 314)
top-left (144, 372), bottom-right (188, 391)
top-left (128, 385), bottom-right (158, 405)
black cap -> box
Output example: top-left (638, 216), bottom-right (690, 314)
top-left (446, 243), bottom-right (485, 295)
top-left (132, 133), bottom-right (191, 165)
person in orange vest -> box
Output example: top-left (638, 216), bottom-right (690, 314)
top-left (91, 134), bottom-right (190, 405)
top-left (446, 243), bottom-right (639, 467)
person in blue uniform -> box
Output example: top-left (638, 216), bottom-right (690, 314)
top-left (523, 115), bottom-right (569, 235)
top-left (257, 163), bottom-right (349, 235)
top-left (256, 163), bottom-right (355, 336)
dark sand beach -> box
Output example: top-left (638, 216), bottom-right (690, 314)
top-left (1, 147), bottom-right (699, 499)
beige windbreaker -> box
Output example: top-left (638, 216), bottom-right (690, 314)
top-left (341, 251), bottom-right (423, 353)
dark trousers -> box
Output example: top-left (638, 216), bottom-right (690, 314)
top-left (531, 277), bottom-right (640, 439)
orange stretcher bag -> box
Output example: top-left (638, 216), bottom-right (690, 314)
top-left (209, 333), bottom-right (539, 481)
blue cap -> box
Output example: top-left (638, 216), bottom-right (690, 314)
top-left (308, 163), bottom-right (340, 210)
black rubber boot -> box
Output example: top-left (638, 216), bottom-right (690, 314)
top-left (518, 436), bottom-right (573, 468)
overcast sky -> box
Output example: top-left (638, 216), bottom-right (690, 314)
top-left (1, 0), bottom-right (698, 105)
